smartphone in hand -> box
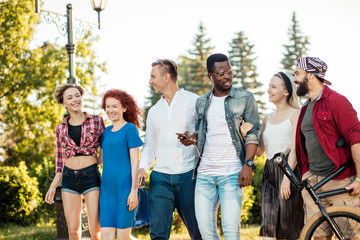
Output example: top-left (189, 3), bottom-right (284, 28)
top-left (139, 176), bottom-right (145, 186)
top-left (176, 133), bottom-right (189, 139)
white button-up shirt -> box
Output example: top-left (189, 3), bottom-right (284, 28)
top-left (139, 89), bottom-right (198, 174)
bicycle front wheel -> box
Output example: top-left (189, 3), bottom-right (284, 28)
top-left (300, 206), bottom-right (360, 240)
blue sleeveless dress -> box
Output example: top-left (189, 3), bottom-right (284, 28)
top-left (99, 123), bottom-right (143, 229)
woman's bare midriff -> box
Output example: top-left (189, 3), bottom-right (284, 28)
top-left (65, 155), bottom-right (97, 170)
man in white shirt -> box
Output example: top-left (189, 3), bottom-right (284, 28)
top-left (137, 59), bottom-right (201, 240)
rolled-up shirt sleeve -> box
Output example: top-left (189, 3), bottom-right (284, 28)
top-left (244, 94), bottom-right (260, 146)
top-left (55, 125), bottom-right (65, 173)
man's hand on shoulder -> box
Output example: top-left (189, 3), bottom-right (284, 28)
top-left (238, 165), bottom-right (253, 188)
top-left (178, 131), bottom-right (197, 146)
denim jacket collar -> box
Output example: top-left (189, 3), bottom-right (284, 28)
top-left (206, 87), bottom-right (237, 105)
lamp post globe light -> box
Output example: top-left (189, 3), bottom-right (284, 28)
top-left (90, 0), bottom-right (107, 29)
top-left (35, 1), bottom-right (106, 239)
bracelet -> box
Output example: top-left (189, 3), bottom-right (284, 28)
top-left (355, 178), bottom-right (360, 182)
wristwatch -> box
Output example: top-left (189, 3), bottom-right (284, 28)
top-left (245, 160), bottom-right (257, 170)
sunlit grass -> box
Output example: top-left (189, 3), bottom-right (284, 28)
top-left (0, 223), bottom-right (56, 240)
top-left (0, 223), bottom-right (260, 240)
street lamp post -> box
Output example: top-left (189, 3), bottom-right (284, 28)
top-left (35, 0), bottom-right (106, 85)
top-left (65, 4), bottom-right (76, 85)
top-left (34, 1), bottom-right (106, 239)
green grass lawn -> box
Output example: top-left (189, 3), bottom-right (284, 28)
top-left (0, 223), bottom-right (56, 240)
top-left (0, 224), bottom-right (261, 240)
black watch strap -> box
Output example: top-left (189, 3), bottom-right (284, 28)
top-left (245, 159), bottom-right (257, 170)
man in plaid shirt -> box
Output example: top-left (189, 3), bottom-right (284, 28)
top-left (293, 57), bottom-right (360, 237)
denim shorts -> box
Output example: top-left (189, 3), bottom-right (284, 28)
top-left (61, 163), bottom-right (101, 195)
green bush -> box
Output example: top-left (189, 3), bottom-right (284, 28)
top-left (245, 155), bottom-right (266, 225)
top-left (32, 158), bottom-right (56, 223)
top-left (241, 185), bottom-right (256, 222)
top-left (0, 162), bottom-right (42, 226)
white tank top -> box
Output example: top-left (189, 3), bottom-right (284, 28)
top-left (262, 112), bottom-right (294, 159)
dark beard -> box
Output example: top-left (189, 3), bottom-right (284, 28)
top-left (216, 85), bottom-right (231, 92)
top-left (214, 79), bottom-right (232, 93)
top-left (296, 77), bottom-right (309, 97)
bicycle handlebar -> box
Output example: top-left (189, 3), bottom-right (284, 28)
top-left (275, 149), bottom-right (354, 194)
top-left (274, 150), bottom-right (304, 191)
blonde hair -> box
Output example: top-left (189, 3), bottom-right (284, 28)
top-left (53, 84), bottom-right (84, 104)
top-left (274, 73), bottom-right (301, 109)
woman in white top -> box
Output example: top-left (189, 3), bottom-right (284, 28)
top-left (241, 72), bottom-right (304, 240)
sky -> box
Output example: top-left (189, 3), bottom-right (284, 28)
top-left (31, 0), bottom-right (360, 117)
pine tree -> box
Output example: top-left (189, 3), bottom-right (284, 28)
top-left (228, 31), bottom-right (266, 117)
top-left (281, 12), bottom-right (310, 73)
top-left (178, 22), bottom-right (214, 95)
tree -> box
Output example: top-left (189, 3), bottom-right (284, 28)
top-left (228, 31), bottom-right (266, 117)
top-left (281, 12), bottom-right (310, 73)
top-left (0, 0), bottom-right (106, 222)
top-left (0, 1), bottom-right (106, 168)
top-left (178, 22), bottom-right (214, 95)
top-left (0, 0), bottom-right (39, 101)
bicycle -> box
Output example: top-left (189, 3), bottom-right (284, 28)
top-left (274, 149), bottom-right (360, 240)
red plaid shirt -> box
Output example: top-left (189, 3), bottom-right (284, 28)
top-left (55, 113), bottom-right (105, 172)
top-left (296, 85), bottom-right (360, 179)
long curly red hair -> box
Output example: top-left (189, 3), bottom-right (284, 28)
top-left (101, 89), bottom-right (141, 128)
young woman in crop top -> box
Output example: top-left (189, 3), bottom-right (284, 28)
top-left (241, 72), bottom-right (304, 240)
top-left (45, 84), bottom-right (105, 240)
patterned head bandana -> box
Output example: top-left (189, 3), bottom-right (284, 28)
top-left (297, 57), bottom-right (331, 85)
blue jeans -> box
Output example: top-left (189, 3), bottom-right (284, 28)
top-left (148, 170), bottom-right (201, 240)
top-left (195, 173), bottom-right (244, 240)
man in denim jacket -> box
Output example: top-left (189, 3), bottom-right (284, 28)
top-left (180, 53), bottom-right (259, 239)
